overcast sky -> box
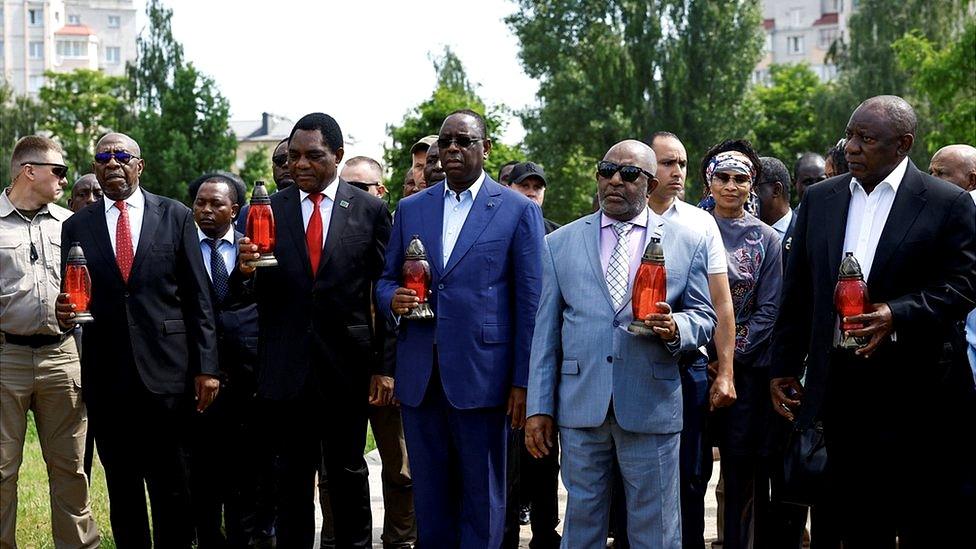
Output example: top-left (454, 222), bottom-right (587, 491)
top-left (140, 0), bottom-right (540, 162)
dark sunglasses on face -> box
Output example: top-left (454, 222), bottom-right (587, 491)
top-left (21, 161), bottom-right (69, 179)
top-left (348, 181), bottom-right (380, 192)
top-left (597, 161), bottom-right (654, 183)
top-left (710, 172), bottom-right (752, 186)
top-left (437, 136), bottom-right (482, 149)
top-left (272, 154), bottom-right (288, 168)
top-left (94, 151), bottom-right (139, 165)
top-left (800, 175), bottom-right (827, 185)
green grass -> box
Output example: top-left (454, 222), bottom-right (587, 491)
top-left (14, 412), bottom-right (376, 546)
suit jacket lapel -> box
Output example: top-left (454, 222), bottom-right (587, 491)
top-left (868, 162), bottom-right (927, 285)
top-left (278, 186), bottom-right (311, 274)
top-left (84, 198), bottom-right (120, 282)
top-left (582, 212), bottom-right (615, 311)
top-left (317, 179), bottom-right (352, 276)
top-left (442, 178), bottom-right (503, 279)
top-left (130, 190), bottom-right (160, 279)
top-left (824, 177), bottom-right (853, 281)
top-left (420, 183), bottom-right (445, 278)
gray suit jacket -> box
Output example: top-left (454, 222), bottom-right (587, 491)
top-left (527, 210), bottom-right (716, 434)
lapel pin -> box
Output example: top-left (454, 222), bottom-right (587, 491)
top-left (785, 237), bottom-right (792, 251)
top-left (487, 201), bottom-right (494, 208)
top-left (339, 200), bottom-right (350, 209)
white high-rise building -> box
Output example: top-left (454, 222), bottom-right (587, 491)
top-left (755, 0), bottom-right (856, 84)
top-left (0, 0), bottom-right (137, 96)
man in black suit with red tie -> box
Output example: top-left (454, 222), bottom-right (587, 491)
top-left (57, 132), bottom-right (219, 547)
top-left (237, 113), bottom-right (393, 548)
top-left (768, 96), bottom-right (976, 546)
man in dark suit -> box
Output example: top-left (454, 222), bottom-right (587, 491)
top-left (57, 132), bottom-right (219, 547)
top-left (237, 113), bottom-right (392, 548)
top-left (377, 109), bottom-right (545, 547)
top-left (769, 96), bottom-right (976, 546)
top-left (187, 173), bottom-right (276, 548)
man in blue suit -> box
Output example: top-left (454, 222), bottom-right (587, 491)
top-left (525, 140), bottom-right (716, 548)
top-left (377, 109), bottom-right (545, 547)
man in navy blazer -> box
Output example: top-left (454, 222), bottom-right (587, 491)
top-left (377, 110), bottom-right (545, 547)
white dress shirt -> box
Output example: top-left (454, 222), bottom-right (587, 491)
top-left (770, 208), bottom-right (794, 242)
top-left (104, 188), bottom-right (145, 256)
top-left (842, 157), bottom-right (908, 281)
top-left (651, 198), bottom-right (728, 275)
top-left (197, 226), bottom-right (236, 282)
top-left (441, 171), bottom-right (486, 268)
top-left (300, 176), bottom-right (338, 251)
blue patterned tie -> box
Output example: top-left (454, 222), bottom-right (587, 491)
top-left (606, 221), bottom-right (632, 309)
top-left (206, 238), bottom-right (230, 303)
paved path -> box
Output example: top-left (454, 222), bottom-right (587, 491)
top-left (313, 450), bottom-right (732, 548)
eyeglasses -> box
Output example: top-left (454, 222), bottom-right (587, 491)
top-left (21, 162), bottom-right (69, 179)
top-left (348, 181), bottom-right (380, 192)
top-left (272, 154), bottom-right (288, 168)
top-left (437, 136), bottom-right (483, 149)
top-left (596, 161), bottom-right (654, 183)
top-left (94, 151), bottom-right (140, 165)
top-left (710, 172), bottom-right (752, 187)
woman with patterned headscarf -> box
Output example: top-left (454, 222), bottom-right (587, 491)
top-left (699, 139), bottom-right (784, 549)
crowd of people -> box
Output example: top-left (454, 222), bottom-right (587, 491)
top-left (0, 94), bottom-right (974, 549)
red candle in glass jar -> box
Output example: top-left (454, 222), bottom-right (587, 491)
top-left (628, 236), bottom-right (668, 336)
top-left (64, 242), bottom-right (94, 323)
top-left (402, 235), bottom-right (434, 320)
top-left (834, 251), bottom-right (869, 349)
top-left (245, 180), bottom-right (278, 267)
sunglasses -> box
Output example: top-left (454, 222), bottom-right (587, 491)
top-left (94, 151), bottom-right (140, 165)
top-left (710, 172), bottom-right (752, 186)
top-left (437, 136), bottom-right (483, 149)
top-left (272, 154), bottom-right (288, 168)
top-left (348, 181), bottom-right (381, 192)
top-left (597, 161), bottom-right (654, 183)
top-left (21, 161), bottom-right (69, 179)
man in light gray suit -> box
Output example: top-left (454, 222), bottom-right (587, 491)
top-left (525, 140), bottom-right (716, 548)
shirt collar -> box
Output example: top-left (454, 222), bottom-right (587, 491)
top-left (197, 225), bottom-right (235, 246)
top-left (0, 188), bottom-right (16, 217)
top-left (103, 188), bottom-right (145, 213)
top-left (0, 187), bottom-right (65, 220)
top-left (600, 206), bottom-right (650, 229)
top-left (970, 189), bottom-right (976, 205)
top-left (443, 171), bottom-right (486, 201)
top-left (299, 175), bottom-right (339, 203)
top-left (849, 156), bottom-right (909, 196)
top-left (771, 208), bottom-right (794, 234)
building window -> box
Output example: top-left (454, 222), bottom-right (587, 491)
top-left (819, 28), bottom-right (839, 49)
top-left (56, 40), bottom-right (87, 58)
top-left (764, 33), bottom-right (773, 52)
top-left (788, 35), bottom-right (805, 54)
top-left (106, 47), bottom-right (121, 64)
top-left (28, 8), bottom-right (42, 26)
top-left (108, 15), bottom-right (120, 28)
top-left (68, 14), bottom-right (80, 24)
top-left (29, 41), bottom-right (44, 59)
top-left (29, 75), bottom-right (45, 93)
top-left (788, 8), bottom-right (803, 27)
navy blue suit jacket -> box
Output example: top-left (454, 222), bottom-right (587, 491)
top-left (377, 176), bottom-right (545, 409)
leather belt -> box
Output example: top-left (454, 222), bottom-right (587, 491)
top-left (1, 331), bottom-right (72, 348)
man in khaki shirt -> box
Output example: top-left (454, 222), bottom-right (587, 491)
top-left (0, 136), bottom-right (99, 547)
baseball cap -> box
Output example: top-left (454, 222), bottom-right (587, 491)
top-left (410, 135), bottom-right (439, 155)
top-left (509, 162), bottom-right (548, 187)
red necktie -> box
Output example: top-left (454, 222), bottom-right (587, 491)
top-left (306, 193), bottom-right (324, 274)
top-left (115, 200), bottom-right (134, 282)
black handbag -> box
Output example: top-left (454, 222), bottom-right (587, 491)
top-left (778, 420), bottom-right (828, 506)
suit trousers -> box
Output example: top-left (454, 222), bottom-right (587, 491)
top-left (400, 369), bottom-right (507, 548)
top-left (266, 388), bottom-right (371, 549)
top-left (88, 380), bottom-right (194, 548)
top-left (559, 409), bottom-right (681, 549)
top-left (502, 428), bottom-right (560, 549)
top-left (0, 337), bottom-right (99, 548)
top-left (319, 403), bottom-right (416, 549)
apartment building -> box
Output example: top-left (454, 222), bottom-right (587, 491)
top-left (0, 0), bottom-right (137, 95)
top-left (755, 0), bottom-right (856, 83)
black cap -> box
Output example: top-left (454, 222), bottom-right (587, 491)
top-left (509, 162), bottom-right (548, 187)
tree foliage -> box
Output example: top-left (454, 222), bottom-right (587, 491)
top-left (0, 79), bottom-right (44, 185)
top-left (38, 69), bottom-right (129, 183)
top-left (507, 0), bottom-right (764, 222)
top-left (238, 145), bottom-right (274, 196)
top-left (893, 20), bottom-right (976, 155)
top-left (383, 48), bottom-right (525, 207)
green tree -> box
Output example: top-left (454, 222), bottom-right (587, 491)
top-left (383, 48), bottom-right (524, 206)
top-left (238, 145), bottom-right (274, 196)
top-left (0, 79), bottom-right (44, 185)
top-left (508, 0), bottom-right (764, 221)
top-left (125, 0), bottom-right (235, 201)
top-left (893, 20), bottom-right (976, 155)
top-left (38, 69), bottom-right (129, 183)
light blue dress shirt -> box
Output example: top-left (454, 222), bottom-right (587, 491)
top-left (441, 171), bottom-right (485, 268)
top-left (197, 226), bottom-right (236, 282)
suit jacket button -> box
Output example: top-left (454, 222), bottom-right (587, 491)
top-left (613, 320), bottom-right (620, 327)
top-left (606, 355), bottom-right (612, 363)
top-left (124, 292), bottom-right (130, 298)
top-left (437, 283), bottom-right (444, 290)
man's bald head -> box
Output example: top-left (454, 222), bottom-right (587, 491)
top-left (855, 95), bottom-right (917, 140)
top-left (930, 144), bottom-right (976, 192)
top-left (96, 132), bottom-right (141, 156)
top-left (603, 139), bottom-right (657, 172)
